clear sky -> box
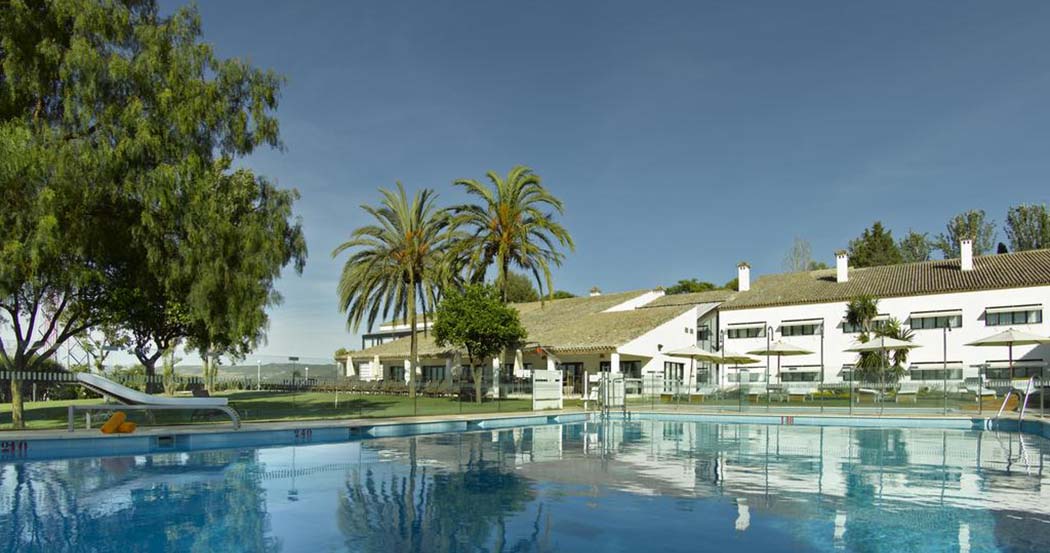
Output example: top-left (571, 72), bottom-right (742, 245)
top-left (163, 0), bottom-right (1050, 361)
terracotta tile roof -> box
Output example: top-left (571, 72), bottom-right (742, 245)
top-left (349, 289), bottom-right (694, 359)
top-left (643, 289), bottom-right (735, 308)
top-left (722, 249), bottom-right (1050, 310)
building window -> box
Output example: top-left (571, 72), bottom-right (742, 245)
top-left (842, 317), bottom-right (889, 334)
top-left (727, 370), bottom-right (764, 383)
top-left (421, 365), bottom-right (446, 382)
top-left (781, 324), bottom-right (819, 336)
top-left (781, 371), bottom-right (819, 382)
top-left (695, 366), bottom-right (712, 388)
top-left (663, 361), bottom-right (684, 382)
top-left (909, 368), bottom-right (963, 381)
top-left (909, 313), bottom-right (962, 330)
top-left (599, 360), bottom-right (641, 378)
top-left (986, 308), bottom-right (1042, 326)
top-left (727, 326), bottom-right (765, 339)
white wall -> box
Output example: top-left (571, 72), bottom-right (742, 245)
top-left (718, 285), bottom-right (1050, 385)
top-left (620, 307), bottom-right (699, 383)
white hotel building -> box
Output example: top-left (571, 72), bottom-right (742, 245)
top-left (340, 240), bottom-right (1050, 393)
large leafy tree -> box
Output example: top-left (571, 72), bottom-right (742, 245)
top-left (1005, 203), bottom-right (1050, 252)
top-left (181, 169), bottom-right (305, 392)
top-left (665, 279), bottom-right (718, 295)
top-left (334, 184), bottom-right (457, 398)
top-left (897, 230), bottom-right (932, 263)
top-left (433, 284), bottom-right (527, 403)
top-left (453, 166), bottom-right (574, 302)
top-left (0, 1), bottom-right (301, 426)
top-left (501, 272), bottom-right (540, 303)
top-left (934, 209), bottom-right (996, 258)
top-left (847, 222), bottom-right (903, 267)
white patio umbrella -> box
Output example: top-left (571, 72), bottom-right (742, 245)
top-left (666, 345), bottom-right (723, 363)
top-left (966, 328), bottom-right (1050, 380)
top-left (667, 345), bottom-right (725, 390)
top-left (720, 350), bottom-right (760, 389)
top-left (748, 340), bottom-right (813, 387)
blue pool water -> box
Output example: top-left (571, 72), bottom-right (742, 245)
top-left (2, 419), bottom-right (1049, 552)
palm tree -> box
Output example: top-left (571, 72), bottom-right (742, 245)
top-left (333, 183), bottom-right (456, 398)
top-left (846, 295), bottom-right (915, 383)
top-left (452, 166), bottom-right (574, 302)
top-left (845, 294), bottom-right (879, 334)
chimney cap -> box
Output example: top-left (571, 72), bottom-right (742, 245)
top-left (835, 250), bottom-right (848, 257)
top-left (737, 261), bottom-right (750, 268)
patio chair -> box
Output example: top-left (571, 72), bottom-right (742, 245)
top-left (855, 387), bottom-right (882, 403)
top-left (895, 382), bottom-right (921, 403)
top-left (786, 384), bottom-right (819, 402)
top-left (691, 385), bottom-right (720, 402)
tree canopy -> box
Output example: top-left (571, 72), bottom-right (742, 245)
top-left (452, 166), bottom-right (574, 302)
top-left (782, 238), bottom-right (827, 272)
top-left (934, 209), bottom-right (996, 258)
top-left (0, 1), bottom-right (305, 425)
top-left (897, 230), bottom-right (932, 263)
top-left (1005, 204), bottom-right (1050, 252)
top-left (500, 272), bottom-right (540, 303)
top-left (433, 284), bottom-right (527, 403)
top-left (665, 279), bottom-right (719, 295)
top-left (847, 222), bottom-right (903, 268)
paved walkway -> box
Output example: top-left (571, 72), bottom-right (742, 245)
top-left (2, 409), bottom-right (588, 442)
top-left (3, 405), bottom-right (1041, 442)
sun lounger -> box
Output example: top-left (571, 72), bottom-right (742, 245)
top-left (691, 385), bottom-right (720, 402)
top-left (895, 382), bottom-right (921, 403)
top-left (70, 373), bottom-right (240, 431)
top-left (785, 384), bottom-right (819, 401)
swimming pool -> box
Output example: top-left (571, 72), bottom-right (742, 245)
top-left (2, 416), bottom-right (1049, 552)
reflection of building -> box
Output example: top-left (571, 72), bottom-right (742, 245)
top-left (340, 244), bottom-right (1050, 391)
top-left (352, 419), bottom-right (1050, 552)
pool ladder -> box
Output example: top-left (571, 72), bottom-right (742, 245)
top-left (995, 376), bottom-right (1035, 421)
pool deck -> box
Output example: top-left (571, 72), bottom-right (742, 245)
top-left (2, 406), bottom-right (1040, 442)
top-left (0, 408), bottom-right (589, 442)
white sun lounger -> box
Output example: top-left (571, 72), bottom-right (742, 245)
top-left (896, 382), bottom-right (922, 403)
top-left (68, 373), bottom-right (240, 431)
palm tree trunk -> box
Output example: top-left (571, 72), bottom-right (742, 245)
top-left (10, 378), bottom-right (24, 429)
top-left (499, 255), bottom-right (509, 303)
top-left (408, 282), bottom-right (418, 399)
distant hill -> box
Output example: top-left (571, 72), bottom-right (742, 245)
top-left (175, 362), bottom-right (341, 380)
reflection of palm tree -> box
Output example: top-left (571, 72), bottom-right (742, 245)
top-left (338, 434), bottom-right (539, 553)
top-left (0, 450), bottom-right (279, 552)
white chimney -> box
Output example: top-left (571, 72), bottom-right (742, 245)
top-left (589, 286), bottom-right (602, 297)
top-left (836, 251), bottom-right (849, 283)
top-left (961, 239), bottom-right (973, 271)
top-left (737, 262), bottom-right (750, 292)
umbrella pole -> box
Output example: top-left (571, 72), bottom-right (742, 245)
top-left (1009, 343), bottom-right (1014, 381)
top-left (880, 349), bottom-right (885, 416)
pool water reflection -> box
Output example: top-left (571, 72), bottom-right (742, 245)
top-left (1, 420), bottom-right (1049, 552)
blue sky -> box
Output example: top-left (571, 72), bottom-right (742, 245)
top-left (166, 1), bottom-right (1050, 361)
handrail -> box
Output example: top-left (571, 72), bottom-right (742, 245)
top-left (995, 376), bottom-right (1035, 420)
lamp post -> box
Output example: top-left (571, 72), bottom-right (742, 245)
top-left (256, 359), bottom-right (262, 391)
top-left (943, 326), bottom-right (951, 415)
top-left (819, 322), bottom-right (825, 414)
top-left (719, 329), bottom-right (726, 390)
top-left (766, 325), bottom-right (773, 408)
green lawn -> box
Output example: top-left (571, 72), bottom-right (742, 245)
top-left (0, 390), bottom-right (553, 431)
